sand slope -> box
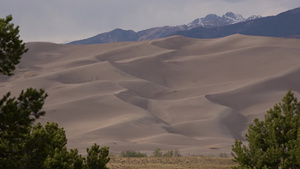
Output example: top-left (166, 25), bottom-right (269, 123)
top-left (1, 34), bottom-right (300, 155)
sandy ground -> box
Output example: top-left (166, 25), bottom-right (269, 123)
top-left (1, 34), bottom-right (300, 156)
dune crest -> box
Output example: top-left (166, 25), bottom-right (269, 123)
top-left (2, 34), bottom-right (300, 155)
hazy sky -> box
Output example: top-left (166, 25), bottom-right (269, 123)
top-left (1, 0), bottom-right (300, 43)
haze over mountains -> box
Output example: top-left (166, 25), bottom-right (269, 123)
top-left (68, 7), bottom-right (300, 45)
top-left (2, 34), bottom-right (300, 155)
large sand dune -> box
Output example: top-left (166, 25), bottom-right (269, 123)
top-left (1, 34), bottom-right (300, 155)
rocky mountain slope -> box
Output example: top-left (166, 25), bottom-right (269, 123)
top-left (171, 7), bottom-right (300, 39)
top-left (187, 12), bottom-right (261, 29)
top-left (68, 12), bottom-right (260, 44)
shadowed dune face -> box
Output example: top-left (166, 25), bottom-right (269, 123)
top-left (1, 34), bottom-right (300, 155)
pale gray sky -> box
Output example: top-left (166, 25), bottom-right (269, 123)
top-left (1, 0), bottom-right (300, 43)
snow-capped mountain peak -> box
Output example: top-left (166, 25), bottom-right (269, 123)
top-left (203, 14), bottom-right (220, 21)
top-left (222, 12), bottom-right (245, 23)
top-left (187, 12), bottom-right (261, 29)
top-left (246, 15), bottom-right (262, 21)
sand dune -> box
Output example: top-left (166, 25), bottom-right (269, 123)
top-left (1, 34), bottom-right (300, 155)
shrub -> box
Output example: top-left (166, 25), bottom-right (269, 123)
top-left (153, 148), bottom-right (181, 157)
top-left (120, 150), bottom-right (147, 157)
top-left (153, 148), bottom-right (163, 157)
top-left (219, 152), bottom-right (228, 158)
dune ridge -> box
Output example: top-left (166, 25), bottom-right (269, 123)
top-left (1, 34), bottom-right (300, 155)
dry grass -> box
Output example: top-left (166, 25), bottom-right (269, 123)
top-left (107, 157), bottom-right (236, 169)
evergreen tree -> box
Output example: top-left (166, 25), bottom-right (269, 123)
top-left (232, 90), bottom-right (300, 168)
top-left (22, 122), bottom-right (67, 169)
top-left (0, 15), bottom-right (28, 76)
top-left (0, 88), bottom-right (47, 168)
top-left (44, 147), bottom-right (86, 169)
top-left (86, 144), bottom-right (110, 169)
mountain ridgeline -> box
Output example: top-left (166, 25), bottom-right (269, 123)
top-left (68, 7), bottom-right (300, 45)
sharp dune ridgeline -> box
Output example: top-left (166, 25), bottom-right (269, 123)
top-left (1, 34), bottom-right (300, 155)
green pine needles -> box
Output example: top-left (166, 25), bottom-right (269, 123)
top-left (0, 15), bottom-right (28, 76)
top-left (232, 90), bottom-right (300, 169)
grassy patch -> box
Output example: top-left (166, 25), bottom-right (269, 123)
top-left (107, 157), bottom-right (236, 169)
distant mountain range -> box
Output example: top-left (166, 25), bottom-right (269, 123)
top-left (68, 7), bottom-right (300, 44)
top-left (187, 12), bottom-right (261, 29)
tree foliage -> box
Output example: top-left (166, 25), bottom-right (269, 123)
top-left (232, 90), bottom-right (300, 168)
top-left (44, 147), bottom-right (86, 169)
top-left (0, 88), bottom-right (47, 168)
top-left (86, 144), bottom-right (110, 169)
top-left (0, 15), bottom-right (28, 76)
top-left (0, 90), bottom-right (110, 168)
top-left (23, 122), bottom-right (68, 169)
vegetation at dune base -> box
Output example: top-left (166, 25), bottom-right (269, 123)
top-left (232, 90), bottom-right (300, 168)
top-left (108, 156), bottom-right (236, 169)
top-left (0, 15), bottom-right (109, 168)
top-left (119, 150), bottom-right (148, 157)
top-left (152, 148), bottom-right (181, 157)
top-left (111, 149), bottom-right (237, 169)
top-left (119, 148), bottom-right (181, 158)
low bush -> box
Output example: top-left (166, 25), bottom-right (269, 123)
top-left (120, 150), bottom-right (147, 157)
top-left (153, 148), bottom-right (181, 157)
